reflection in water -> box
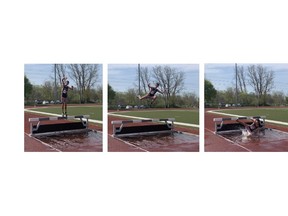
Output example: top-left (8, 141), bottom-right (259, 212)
top-left (37, 131), bottom-right (102, 152)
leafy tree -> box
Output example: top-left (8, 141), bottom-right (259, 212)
top-left (108, 84), bottom-right (116, 105)
top-left (24, 75), bottom-right (33, 100)
top-left (42, 81), bottom-right (53, 100)
top-left (205, 79), bottom-right (217, 104)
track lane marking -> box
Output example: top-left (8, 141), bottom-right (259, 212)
top-left (205, 128), bottom-right (252, 152)
top-left (108, 133), bottom-right (149, 152)
top-left (24, 132), bottom-right (62, 152)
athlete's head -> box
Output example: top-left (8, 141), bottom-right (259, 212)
top-left (156, 82), bottom-right (160, 87)
top-left (258, 118), bottom-right (264, 126)
top-left (66, 80), bottom-right (69, 85)
top-left (251, 118), bottom-right (264, 127)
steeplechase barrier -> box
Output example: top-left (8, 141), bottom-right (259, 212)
top-left (213, 116), bottom-right (266, 134)
top-left (111, 118), bottom-right (175, 137)
top-left (29, 115), bottom-right (90, 136)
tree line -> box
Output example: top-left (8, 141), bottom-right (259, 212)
top-left (25, 64), bottom-right (102, 105)
top-left (205, 64), bottom-right (288, 107)
top-left (108, 65), bottom-right (199, 109)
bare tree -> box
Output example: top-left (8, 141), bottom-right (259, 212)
top-left (235, 65), bottom-right (247, 93)
top-left (67, 64), bottom-right (99, 103)
top-left (152, 65), bottom-right (185, 107)
top-left (247, 64), bottom-right (274, 106)
top-left (50, 64), bottom-right (67, 100)
top-left (137, 66), bottom-right (151, 94)
top-left (53, 64), bottom-right (67, 84)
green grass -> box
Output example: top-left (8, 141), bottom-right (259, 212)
top-left (29, 106), bottom-right (102, 121)
top-left (214, 108), bottom-right (288, 123)
top-left (111, 109), bottom-right (199, 124)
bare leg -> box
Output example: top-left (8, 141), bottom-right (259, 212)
top-left (61, 97), bottom-right (67, 116)
top-left (150, 95), bottom-right (157, 104)
top-left (138, 93), bottom-right (150, 100)
top-left (65, 103), bottom-right (67, 116)
top-left (62, 101), bottom-right (65, 116)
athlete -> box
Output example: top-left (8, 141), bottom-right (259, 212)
top-left (137, 82), bottom-right (164, 105)
top-left (236, 118), bottom-right (264, 136)
top-left (61, 77), bottom-right (74, 117)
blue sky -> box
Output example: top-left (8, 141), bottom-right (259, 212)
top-left (24, 64), bottom-right (103, 87)
top-left (205, 63), bottom-right (288, 95)
top-left (108, 64), bottom-right (199, 96)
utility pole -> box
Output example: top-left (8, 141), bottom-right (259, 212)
top-left (235, 63), bottom-right (238, 106)
top-left (138, 64), bottom-right (141, 108)
top-left (54, 64), bottom-right (57, 102)
top-left (138, 64), bottom-right (140, 95)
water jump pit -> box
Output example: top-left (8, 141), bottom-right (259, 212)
top-left (36, 130), bottom-right (102, 152)
top-left (219, 128), bottom-right (288, 144)
top-left (213, 116), bottom-right (288, 151)
top-left (121, 132), bottom-right (199, 151)
top-left (28, 115), bottom-right (102, 152)
top-left (111, 118), bottom-right (199, 151)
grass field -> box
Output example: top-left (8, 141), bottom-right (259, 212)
top-left (213, 108), bottom-right (288, 123)
top-left (28, 106), bottom-right (102, 121)
top-left (111, 109), bottom-right (199, 124)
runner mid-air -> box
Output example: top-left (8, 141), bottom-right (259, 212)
top-left (137, 82), bottom-right (164, 105)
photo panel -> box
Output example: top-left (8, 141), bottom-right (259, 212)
top-left (107, 64), bottom-right (200, 152)
top-left (24, 64), bottom-right (103, 152)
top-left (204, 63), bottom-right (288, 152)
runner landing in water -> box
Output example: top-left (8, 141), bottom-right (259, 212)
top-left (236, 117), bottom-right (264, 136)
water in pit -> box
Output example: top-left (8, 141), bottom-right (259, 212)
top-left (220, 128), bottom-right (288, 145)
top-left (37, 130), bottom-right (102, 152)
top-left (121, 132), bottom-right (199, 152)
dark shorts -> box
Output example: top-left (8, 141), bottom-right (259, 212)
top-left (148, 93), bottom-right (156, 97)
top-left (62, 93), bottom-right (67, 98)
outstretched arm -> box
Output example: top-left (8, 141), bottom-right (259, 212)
top-left (62, 77), bottom-right (66, 86)
top-left (157, 89), bottom-right (164, 94)
top-left (236, 119), bottom-right (249, 127)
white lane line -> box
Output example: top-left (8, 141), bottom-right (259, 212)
top-left (24, 132), bottom-right (62, 152)
top-left (108, 134), bottom-right (149, 152)
top-left (205, 128), bottom-right (252, 152)
top-left (25, 109), bottom-right (103, 124)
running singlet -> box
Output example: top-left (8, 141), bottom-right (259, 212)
top-left (62, 85), bottom-right (69, 97)
top-left (149, 87), bottom-right (158, 96)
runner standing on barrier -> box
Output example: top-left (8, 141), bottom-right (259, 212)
top-left (236, 118), bottom-right (263, 136)
top-left (61, 77), bottom-right (74, 117)
top-left (137, 82), bottom-right (164, 105)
